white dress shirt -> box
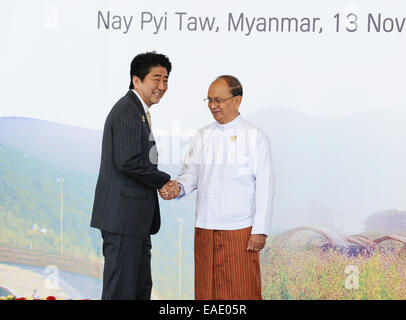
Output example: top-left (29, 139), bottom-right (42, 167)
top-left (176, 115), bottom-right (275, 235)
top-left (132, 89), bottom-right (150, 115)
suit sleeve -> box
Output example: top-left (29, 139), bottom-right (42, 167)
top-left (112, 114), bottom-right (170, 190)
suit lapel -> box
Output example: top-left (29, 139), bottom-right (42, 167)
top-left (126, 91), bottom-right (158, 160)
top-left (126, 90), bottom-right (153, 136)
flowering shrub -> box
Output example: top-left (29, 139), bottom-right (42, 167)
top-left (261, 243), bottom-right (406, 300)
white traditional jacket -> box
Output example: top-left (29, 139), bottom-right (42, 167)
top-left (176, 115), bottom-right (275, 235)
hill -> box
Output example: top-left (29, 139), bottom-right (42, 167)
top-left (245, 107), bottom-right (406, 232)
top-left (0, 117), bottom-right (101, 174)
top-left (0, 143), bottom-right (99, 256)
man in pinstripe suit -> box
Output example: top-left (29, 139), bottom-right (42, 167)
top-left (91, 52), bottom-right (180, 300)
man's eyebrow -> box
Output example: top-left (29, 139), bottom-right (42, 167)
top-left (152, 73), bottom-right (168, 78)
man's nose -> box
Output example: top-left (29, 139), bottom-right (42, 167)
top-left (157, 80), bottom-right (166, 91)
top-left (209, 103), bottom-right (218, 111)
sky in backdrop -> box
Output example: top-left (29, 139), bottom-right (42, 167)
top-left (0, 0), bottom-right (405, 132)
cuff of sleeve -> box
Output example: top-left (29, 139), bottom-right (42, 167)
top-left (176, 183), bottom-right (185, 199)
top-left (251, 224), bottom-right (270, 237)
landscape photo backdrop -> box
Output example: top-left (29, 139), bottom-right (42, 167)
top-left (1, 0), bottom-right (406, 299)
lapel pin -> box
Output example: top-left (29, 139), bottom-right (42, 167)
top-left (142, 115), bottom-right (146, 122)
top-left (230, 135), bottom-right (237, 141)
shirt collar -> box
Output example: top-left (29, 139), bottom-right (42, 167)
top-left (217, 114), bottom-right (242, 130)
top-left (132, 89), bottom-right (150, 114)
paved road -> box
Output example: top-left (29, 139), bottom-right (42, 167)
top-left (0, 262), bottom-right (160, 299)
top-left (0, 263), bottom-right (72, 299)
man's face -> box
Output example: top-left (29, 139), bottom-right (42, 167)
top-left (207, 79), bottom-right (241, 124)
top-left (132, 66), bottom-right (169, 107)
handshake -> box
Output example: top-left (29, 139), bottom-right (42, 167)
top-left (159, 180), bottom-right (181, 200)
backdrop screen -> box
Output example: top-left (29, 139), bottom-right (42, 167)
top-left (0, 0), bottom-right (405, 300)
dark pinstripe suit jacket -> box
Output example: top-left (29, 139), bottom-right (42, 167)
top-left (91, 90), bottom-right (170, 238)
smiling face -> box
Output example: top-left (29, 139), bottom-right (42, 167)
top-left (132, 66), bottom-right (169, 107)
top-left (207, 78), bottom-right (242, 124)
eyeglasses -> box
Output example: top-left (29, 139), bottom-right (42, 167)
top-left (203, 95), bottom-right (235, 106)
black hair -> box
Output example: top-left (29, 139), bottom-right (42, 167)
top-left (216, 75), bottom-right (243, 97)
top-left (129, 51), bottom-right (172, 89)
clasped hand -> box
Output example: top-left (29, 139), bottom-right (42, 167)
top-left (159, 180), bottom-right (180, 200)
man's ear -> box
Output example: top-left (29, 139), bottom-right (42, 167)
top-left (234, 95), bottom-right (242, 110)
top-left (132, 75), bottom-right (141, 90)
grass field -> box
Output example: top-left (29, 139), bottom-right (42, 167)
top-left (261, 241), bottom-right (406, 300)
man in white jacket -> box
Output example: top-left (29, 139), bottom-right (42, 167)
top-left (160, 75), bottom-right (275, 300)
